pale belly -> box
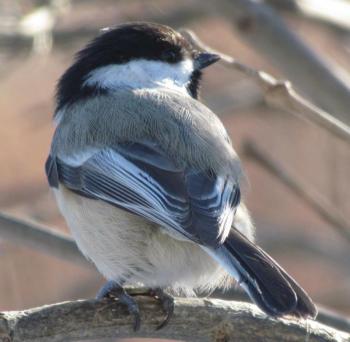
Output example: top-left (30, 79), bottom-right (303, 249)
top-left (54, 186), bottom-right (231, 294)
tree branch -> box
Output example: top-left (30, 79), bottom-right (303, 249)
top-left (260, 231), bottom-right (350, 273)
top-left (212, 290), bottom-right (350, 335)
top-left (241, 141), bottom-right (350, 243)
top-left (180, 29), bottom-right (350, 144)
top-left (266, 0), bottom-right (350, 31)
top-left (0, 295), bottom-right (349, 342)
top-left (0, 212), bottom-right (90, 268)
top-left (0, 3), bottom-right (209, 54)
top-left (316, 306), bottom-right (350, 336)
top-left (217, 0), bottom-right (350, 124)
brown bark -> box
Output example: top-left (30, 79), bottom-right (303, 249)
top-left (0, 296), bottom-right (348, 342)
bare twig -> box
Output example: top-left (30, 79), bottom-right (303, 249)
top-left (213, 290), bottom-right (350, 334)
top-left (266, 0), bottom-right (350, 31)
top-left (181, 29), bottom-right (350, 144)
top-left (317, 306), bottom-right (350, 335)
top-left (260, 231), bottom-right (350, 271)
top-left (0, 4), bottom-right (209, 53)
top-left (294, 0), bottom-right (350, 30)
top-left (0, 212), bottom-right (90, 268)
top-left (0, 295), bottom-right (348, 342)
top-left (216, 0), bottom-right (350, 123)
top-left (241, 141), bottom-right (350, 243)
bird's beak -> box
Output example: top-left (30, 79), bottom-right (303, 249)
top-left (194, 52), bottom-right (220, 70)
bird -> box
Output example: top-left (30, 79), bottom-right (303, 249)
top-left (45, 22), bottom-right (317, 330)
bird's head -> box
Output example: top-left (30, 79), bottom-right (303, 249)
top-left (56, 22), bottom-right (220, 112)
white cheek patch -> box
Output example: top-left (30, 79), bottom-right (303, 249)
top-left (83, 59), bottom-right (194, 95)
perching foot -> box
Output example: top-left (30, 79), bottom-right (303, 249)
top-left (149, 288), bottom-right (175, 330)
top-left (96, 280), bottom-right (141, 331)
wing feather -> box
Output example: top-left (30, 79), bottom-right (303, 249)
top-left (46, 142), bottom-right (240, 247)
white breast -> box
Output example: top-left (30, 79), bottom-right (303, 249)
top-left (53, 186), bottom-right (230, 295)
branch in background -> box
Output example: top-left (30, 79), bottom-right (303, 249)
top-left (181, 29), bottom-right (350, 144)
top-left (291, 0), bottom-right (350, 31)
top-left (262, 0), bottom-right (298, 11)
top-left (260, 231), bottom-right (350, 273)
top-left (0, 3), bottom-right (209, 54)
top-left (3, 208), bottom-right (348, 277)
top-left (0, 212), bottom-right (90, 268)
top-left (266, 0), bottom-right (350, 31)
top-left (241, 141), bottom-right (350, 243)
top-left (0, 295), bottom-right (348, 342)
top-left (316, 306), bottom-right (350, 335)
top-left (215, 0), bottom-right (350, 124)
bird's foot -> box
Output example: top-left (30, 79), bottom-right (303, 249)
top-left (96, 282), bottom-right (174, 330)
top-left (126, 287), bottom-right (174, 329)
top-left (148, 288), bottom-right (175, 330)
top-left (96, 281), bottom-right (141, 331)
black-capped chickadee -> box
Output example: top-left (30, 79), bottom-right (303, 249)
top-left (46, 22), bottom-right (317, 330)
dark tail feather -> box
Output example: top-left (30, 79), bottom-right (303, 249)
top-left (263, 251), bottom-right (318, 318)
top-left (212, 228), bottom-right (317, 319)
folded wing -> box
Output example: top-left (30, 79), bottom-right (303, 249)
top-left (46, 141), bottom-right (239, 247)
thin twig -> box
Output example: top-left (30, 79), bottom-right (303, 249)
top-left (0, 4), bottom-right (209, 52)
top-left (0, 295), bottom-right (348, 342)
top-left (316, 306), bottom-right (350, 335)
top-left (260, 231), bottom-right (350, 271)
top-left (0, 212), bottom-right (90, 268)
top-left (213, 290), bottom-right (350, 334)
top-left (217, 0), bottom-right (350, 123)
top-left (241, 141), bottom-right (350, 243)
top-left (266, 0), bottom-right (350, 31)
top-left (181, 29), bottom-right (350, 144)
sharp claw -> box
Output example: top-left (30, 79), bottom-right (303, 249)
top-left (115, 290), bottom-right (142, 331)
top-left (97, 281), bottom-right (142, 331)
top-left (156, 299), bottom-right (174, 330)
top-left (151, 288), bottom-right (175, 330)
top-left (96, 284), bottom-right (175, 330)
top-left (156, 313), bottom-right (171, 330)
top-left (121, 297), bottom-right (140, 332)
top-left (126, 303), bottom-right (140, 332)
top-left (133, 312), bottom-right (141, 332)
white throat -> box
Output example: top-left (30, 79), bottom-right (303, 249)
top-left (83, 59), bottom-right (194, 95)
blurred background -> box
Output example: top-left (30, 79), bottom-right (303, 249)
top-left (0, 0), bottom-right (349, 340)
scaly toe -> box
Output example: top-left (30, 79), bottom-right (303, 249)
top-left (96, 281), bottom-right (141, 331)
top-left (149, 288), bottom-right (175, 330)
